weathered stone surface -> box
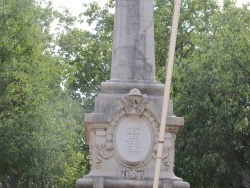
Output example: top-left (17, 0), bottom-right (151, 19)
top-left (76, 0), bottom-right (189, 187)
top-left (111, 0), bottom-right (155, 81)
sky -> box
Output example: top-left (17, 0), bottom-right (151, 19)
top-left (50, 0), bottom-right (104, 17)
top-left (50, 0), bottom-right (250, 14)
top-left (47, 0), bottom-right (250, 30)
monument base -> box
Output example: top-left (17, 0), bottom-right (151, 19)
top-left (76, 177), bottom-right (190, 188)
top-left (81, 86), bottom-right (187, 188)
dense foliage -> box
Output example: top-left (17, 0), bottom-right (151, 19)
top-left (0, 0), bottom-right (88, 187)
top-left (0, 0), bottom-right (249, 187)
top-left (57, 1), bottom-right (114, 112)
top-left (174, 2), bottom-right (250, 187)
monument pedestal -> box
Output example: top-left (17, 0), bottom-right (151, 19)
top-left (76, 83), bottom-right (189, 188)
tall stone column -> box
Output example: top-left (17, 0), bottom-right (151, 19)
top-left (76, 0), bottom-right (190, 188)
top-left (111, 0), bottom-right (155, 82)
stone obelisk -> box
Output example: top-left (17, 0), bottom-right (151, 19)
top-left (76, 0), bottom-right (190, 187)
top-left (111, 0), bottom-right (155, 82)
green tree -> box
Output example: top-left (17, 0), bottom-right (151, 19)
top-left (154, 0), bottom-right (219, 82)
top-left (174, 2), bottom-right (250, 187)
top-left (24, 91), bottom-right (86, 188)
top-left (57, 1), bottom-right (114, 112)
top-left (0, 0), bottom-right (57, 186)
top-left (0, 0), bottom-right (86, 187)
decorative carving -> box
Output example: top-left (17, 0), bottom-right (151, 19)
top-left (143, 109), bottom-right (159, 129)
top-left (110, 110), bottom-right (126, 127)
top-left (96, 145), bottom-right (114, 160)
top-left (125, 170), bottom-right (144, 180)
top-left (85, 89), bottom-right (162, 172)
top-left (95, 129), bottom-right (114, 168)
top-left (105, 128), bottom-right (113, 151)
top-left (121, 88), bottom-right (148, 116)
top-left (89, 144), bottom-right (94, 168)
top-left (153, 134), bottom-right (172, 171)
top-left (162, 147), bottom-right (171, 170)
top-left (96, 145), bottom-right (103, 169)
top-left (108, 89), bottom-right (160, 169)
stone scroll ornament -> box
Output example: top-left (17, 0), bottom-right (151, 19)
top-left (153, 133), bottom-right (172, 171)
top-left (96, 128), bottom-right (114, 168)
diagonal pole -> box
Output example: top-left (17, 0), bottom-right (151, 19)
top-left (153, 0), bottom-right (182, 187)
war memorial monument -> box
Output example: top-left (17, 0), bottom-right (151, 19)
top-left (76, 0), bottom-right (190, 187)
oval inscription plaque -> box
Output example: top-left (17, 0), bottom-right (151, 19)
top-left (115, 116), bottom-right (152, 163)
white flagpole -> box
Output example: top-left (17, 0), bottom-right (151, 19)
top-left (153, 0), bottom-right (182, 187)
